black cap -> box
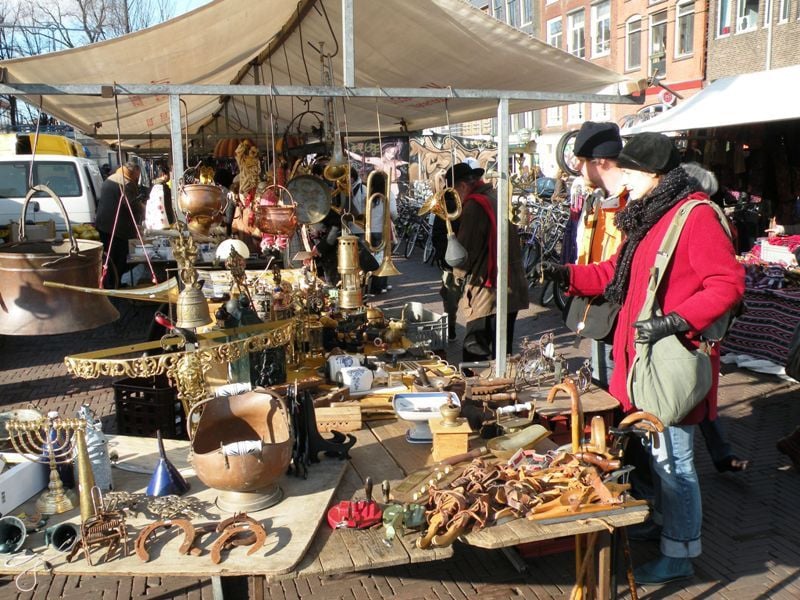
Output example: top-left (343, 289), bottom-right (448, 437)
top-left (573, 121), bottom-right (623, 159)
top-left (445, 162), bottom-right (485, 186)
top-left (617, 132), bottom-right (681, 175)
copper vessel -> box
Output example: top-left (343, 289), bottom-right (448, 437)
top-left (189, 389), bottom-right (293, 512)
top-left (254, 185), bottom-right (297, 236)
top-left (0, 186), bottom-right (119, 335)
top-left (178, 184), bottom-right (225, 235)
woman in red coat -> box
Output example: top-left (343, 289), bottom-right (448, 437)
top-left (542, 133), bottom-right (744, 584)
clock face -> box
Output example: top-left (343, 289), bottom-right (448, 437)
top-left (287, 175), bottom-right (331, 224)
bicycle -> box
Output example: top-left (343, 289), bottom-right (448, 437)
top-left (515, 194), bottom-right (570, 310)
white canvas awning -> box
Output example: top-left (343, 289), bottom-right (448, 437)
top-left (0, 0), bottom-right (637, 149)
top-left (623, 65), bottom-right (800, 134)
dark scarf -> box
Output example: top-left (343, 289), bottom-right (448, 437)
top-left (604, 167), bottom-right (699, 304)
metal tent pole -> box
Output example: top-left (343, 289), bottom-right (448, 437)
top-left (168, 94), bottom-right (185, 223)
top-left (495, 97), bottom-right (509, 377)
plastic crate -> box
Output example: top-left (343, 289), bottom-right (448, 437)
top-left (112, 375), bottom-right (187, 440)
top-left (382, 302), bottom-right (448, 352)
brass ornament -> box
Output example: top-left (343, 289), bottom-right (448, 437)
top-left (170, 224), bottom-right (212, 330)
top-left (64, 321), bottom-right (294, 416)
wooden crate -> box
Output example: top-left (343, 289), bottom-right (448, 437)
top-left (315, 401), bottom-right (362, 432)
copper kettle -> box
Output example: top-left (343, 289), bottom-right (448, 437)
top-left (0, 186), bottom-right (119, 335)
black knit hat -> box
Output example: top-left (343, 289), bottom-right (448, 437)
top-left (617, 132), bottom-right (681, 174)
top-left (573, 121), bottom-right (622, 159)
top-left (445, 162), bottom-right (484, 186)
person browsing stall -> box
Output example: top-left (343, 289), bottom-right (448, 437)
top-left (569, 122), bottom-right (628, 389)
top-left (450, 162), bottom-right (529, 363)
top-left (96, 161), bottom-right (142, 289)
top-left (540, 133), bottom-right (744, 584)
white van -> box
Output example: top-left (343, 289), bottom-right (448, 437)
top-left (0, 155), bottom-right (104, 232)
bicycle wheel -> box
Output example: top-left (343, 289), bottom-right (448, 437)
top-left (556, 130), bottom-right (581, 177)
top-left (522, 243), bottom-right (542, 286)
top-left (553, 280), bottom-right (568, 311)
top-left (404, 223), bottom-right (420, 259)
top-left (537, 280), bottom-right (556, 307)
top-left (423, 229), bottom-right (435, 264)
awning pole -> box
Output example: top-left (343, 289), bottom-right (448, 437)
top-left (495, 97), bottom-right (510, 377)
top-left (168, 94), bottom-right (185, 223)
top-left (342, 0), bottom-right (355, 87)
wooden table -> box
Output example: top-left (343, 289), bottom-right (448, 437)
top-left (1, 386), bottom-right (647, 600)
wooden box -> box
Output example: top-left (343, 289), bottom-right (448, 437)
top-left (315, 401), bottom-right (362, 433)
top-left (429, 418), bottom-right (471, 462)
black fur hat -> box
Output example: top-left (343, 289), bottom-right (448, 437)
top-left (573, 121), bottom-right (622, 159)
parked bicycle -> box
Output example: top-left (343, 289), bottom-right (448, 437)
top-left (514, 193), bottom-right (570, 310)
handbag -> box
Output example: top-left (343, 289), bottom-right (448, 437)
top-left (563, 294), bottom-right (620, 342)
top-left (627, 200), bottom-right (734, 426)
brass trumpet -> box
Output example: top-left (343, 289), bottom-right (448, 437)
top-left (323, 134), bottom-right (350, 196)
top-left (418, 187), bottom-right (467, 267)
top-left (365, 170), bottom-right (401, 277)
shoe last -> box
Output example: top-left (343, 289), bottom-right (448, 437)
top-left (634, 556), bottom-right (693, 585)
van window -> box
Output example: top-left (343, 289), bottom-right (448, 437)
top-left (0, 161), bottom-right (83, 198)
top-left (82, 164), bottom-right (101, 209)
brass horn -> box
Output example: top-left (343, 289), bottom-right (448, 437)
top-left (365, 170), bottom-right (401, 277)
top-left (323, 135), bottom-right (350, 195)
top-left (419, 187), bottom-right (467, 268)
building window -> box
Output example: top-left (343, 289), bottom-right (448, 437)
top-left (779, 0), bottom-right (789, 22)
top-left (626, 16), bottom-right (642, 70)
top-left (547, 106), bottom-right (562, 126)
top-left (717, 0), bottom-right (732, 35)
top-left (675, 0), bottom-right (694, 57)
top-left (547, 17), bottom-right (563, 48)
top-left (649, 10), bottom-right (667, 79)
top-left (591, 0), bottom-right (611, 57)
top-left (506, 0), bottom-right (518, 26)
top-left (736, 0), bottom-right (758, 32)
top-left (493, 0), bottom-right (506, 22)
top-left (567, 103), bottom-right (585, 124)
top-left (567, 10), bottom-right (586, 58)
top-left (591, 103), bottom-right (611, 121)
top-left (521, 0), bottom-right (533, 24)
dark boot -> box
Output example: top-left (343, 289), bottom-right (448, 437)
top-left (777, 426), bottom-right (800, 469)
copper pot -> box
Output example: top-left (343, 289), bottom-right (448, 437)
top-left (179, 184), bottom-right (225, 217)
top-left (254, 185), bottom-right (297, 236)
top-left (189, 390), bottom-right (292, 502)
top-left (0, 186), bottom-right (119, 335)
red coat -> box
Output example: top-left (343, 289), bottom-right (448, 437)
top-left (567, 194), bottom-right (745, 424)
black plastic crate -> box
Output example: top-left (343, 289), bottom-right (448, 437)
top-left (112, 375), bottom-right (187, 440)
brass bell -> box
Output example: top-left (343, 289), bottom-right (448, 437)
top-left (175, 286), bottom-right (212, 329)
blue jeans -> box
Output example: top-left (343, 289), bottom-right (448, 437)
top-left (650, 424), bottom-right (702, 558)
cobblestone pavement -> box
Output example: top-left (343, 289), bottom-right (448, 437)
top-left (1, 254), bottom-right (799, 599)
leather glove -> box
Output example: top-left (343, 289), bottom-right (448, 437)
top-left (633, 312), bottom-right (690, 344)
top-left (537, 261), bottom-right (570, 287)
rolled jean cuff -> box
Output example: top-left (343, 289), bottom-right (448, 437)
top-left (661, 535), bottom-right (701, 558)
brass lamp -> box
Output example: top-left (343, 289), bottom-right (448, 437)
top-left (337, 234), bottom-right (363, 309)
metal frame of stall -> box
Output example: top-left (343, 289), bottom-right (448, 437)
top-left (0, 0), bottom-right (642, 379)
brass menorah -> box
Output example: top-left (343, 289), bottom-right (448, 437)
top-left (6, 414), bottom-right (96, 518)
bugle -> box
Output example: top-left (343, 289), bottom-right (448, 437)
top-left (419, 186), bottom-right (467, 267)
top-left (364, 170), bottom-right (400, 277)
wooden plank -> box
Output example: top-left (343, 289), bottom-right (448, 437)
top-left (368, 418), bottom-right (435, 475)
top-left (461, 505), bottom-right (649, 549)
top-left (337, 527), bottom-right (410, 571)
top-left (349, 422), bottom-right (406, 482)
top-left (395, 528), bottom-right (454, 563)
top-left (312, 521), bottom-right (356, 576)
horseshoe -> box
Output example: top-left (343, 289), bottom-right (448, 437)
top-left (210, 524), bottom-right (267, 564)
top-left (618, 411), bottom-right (664, 432)
top-left (215, 513), bottom-right (261, 533)
top-left (134, 519), bottom-right (197, 562)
